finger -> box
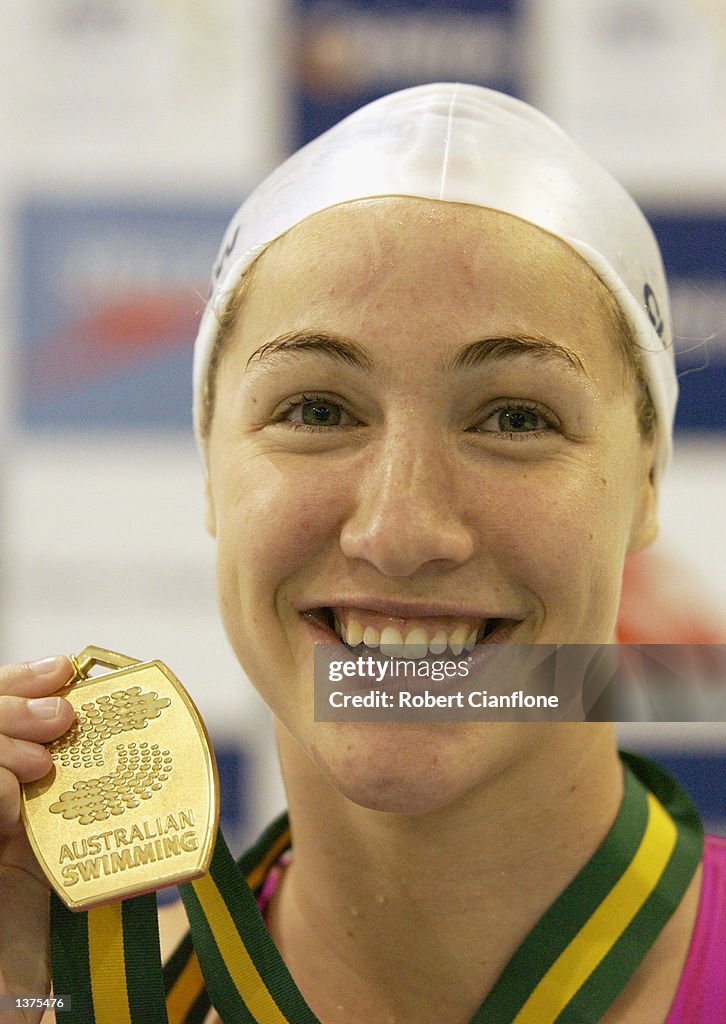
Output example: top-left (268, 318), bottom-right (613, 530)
top-left (0, 766), bottom-right (21, 833)
top-left (0, 733), bottom-right (53, 785)
top-left (0, 657), bottom-right (75, 698)
top-left (1, 822), bottom-right (49, 898)
top-left (0, 694), bottom-right (75, 744)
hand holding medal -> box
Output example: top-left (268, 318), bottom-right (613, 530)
top-left (21, 646), bottom-right (219, 911)
top-left (1, 648), bottom-right (219, 1024)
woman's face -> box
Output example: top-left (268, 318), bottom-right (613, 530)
top-left (206, 198), bottom-right (657, 811)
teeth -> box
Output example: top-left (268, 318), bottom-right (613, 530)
top-left (448, 625), bottom-right (469, 656)
top-left (380, 626), bottom-right (405, 657)
top-left (344, 619), bottom-right (364, 647)
top-left (363, 625), bottom-right (381, 648)
top-left (332, 613), bottom-right (489, 655)
top-left (428, 630), bottom-right (448, 655)
top-left (404, 627), bottom-right (429, 658)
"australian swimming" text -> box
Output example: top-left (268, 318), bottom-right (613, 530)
top-left (58, 809), bottom-right (198, 886)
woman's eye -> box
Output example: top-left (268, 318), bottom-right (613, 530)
top-left (476, 406), bottom-right (553, 435)
top-left (279, 395), bottom-right (354, 428)
top-left (300, 399), bottom-right (342, 426)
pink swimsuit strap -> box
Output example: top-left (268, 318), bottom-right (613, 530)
top-left (665, 835), bottom-right (726, 1024)
top-left (257, 851), bottom-right (291, 921)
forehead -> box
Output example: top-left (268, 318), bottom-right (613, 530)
top-left (241, 198), bottom-right (616, 340)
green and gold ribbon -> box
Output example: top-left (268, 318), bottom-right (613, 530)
top-left (51, 753), bottom-right (703, 1024)
top-left (51, 892), bottom-right (168, 1024)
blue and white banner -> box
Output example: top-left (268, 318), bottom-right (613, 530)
top-left (293, 0), bottom-right (519, 145)
top-left (17, 200), bottom-right (232, 431)
top-left (650, 213), bottom-right (726, 433)
top-left (643, 750), bottom-right (726, 837)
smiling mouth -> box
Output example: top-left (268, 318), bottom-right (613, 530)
top-left (307, 607), bottom-right (518, 656)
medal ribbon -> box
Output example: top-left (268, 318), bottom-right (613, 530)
top-left (51, 892), bottom-right (168, 1024)
top-left (51, 754), bottom-right (702, 1024)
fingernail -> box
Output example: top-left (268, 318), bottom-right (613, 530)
top-left (28, 656), bottom-right (62, 675)
top-left (27, 696), bottom-right (62, 718)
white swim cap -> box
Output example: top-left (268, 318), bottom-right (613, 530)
top-left (194, 82), bottom-right (675, 483)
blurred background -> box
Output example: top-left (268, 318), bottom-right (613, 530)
top-left (0, 0), bottom-right (724, 852)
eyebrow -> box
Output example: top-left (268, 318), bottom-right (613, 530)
top-left (446, 335), bottom-right (587, 376)
top-left (245, 329), bottom-right (586, 377)
top-left (246, 332), bottom-right (374, 371)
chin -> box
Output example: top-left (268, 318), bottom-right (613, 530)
top-left (306, 721), bottom-right (510, 816)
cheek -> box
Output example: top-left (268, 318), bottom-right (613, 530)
top-left (467, 462), bottom-right (629, 590)
top-left (213, 452), bottom-right (348, 606)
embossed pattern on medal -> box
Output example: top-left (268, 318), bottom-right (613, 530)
top-left (47, 686), bottom-right (173, 825)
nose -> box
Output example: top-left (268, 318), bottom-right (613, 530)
top-left (339, 428), bottom-right (476, 576)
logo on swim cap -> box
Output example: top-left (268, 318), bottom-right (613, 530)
top-left (209, 223), bottom-right (241, 297)
top-left (643, 283), bottom-right (664, 339)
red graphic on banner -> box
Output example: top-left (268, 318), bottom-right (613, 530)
top-left (27, 288), bottom-right (202, 395)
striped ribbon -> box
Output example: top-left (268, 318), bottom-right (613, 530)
top-left (51, 892), bottom-right (168, 1024)
top-left (51, 753), bottom-right (702, 1024)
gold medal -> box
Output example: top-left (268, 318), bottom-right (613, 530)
top-left (21, 646), bottom-right (219, 911)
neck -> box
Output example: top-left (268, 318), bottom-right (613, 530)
top-left (269, 724), bottom-right (624, 1024)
